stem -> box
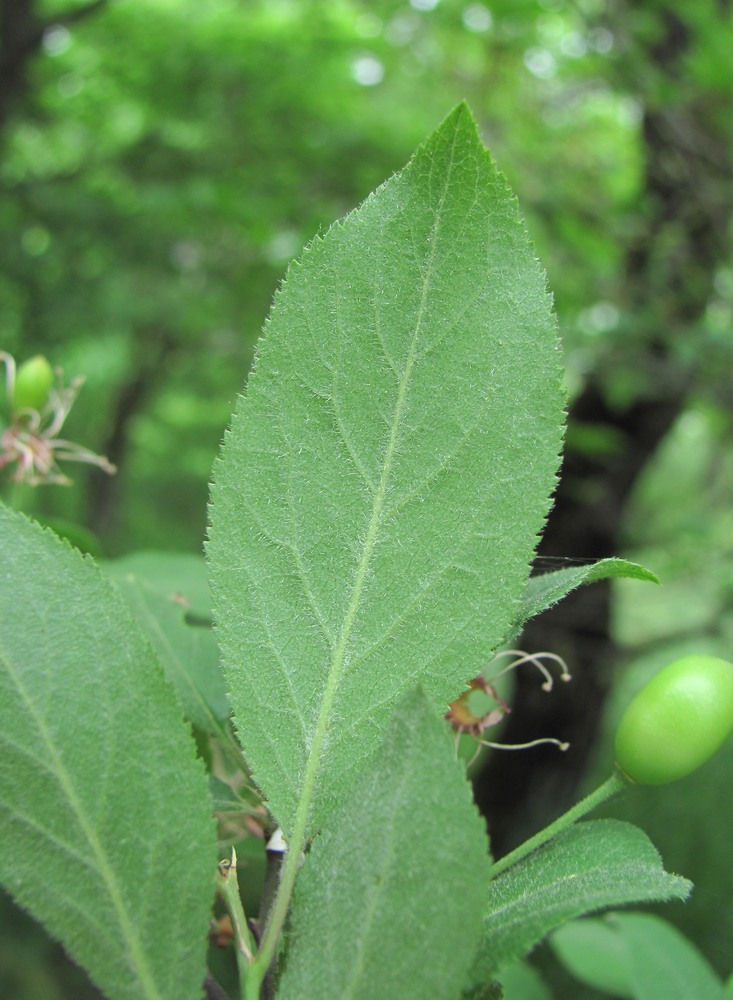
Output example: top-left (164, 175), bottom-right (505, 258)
top-left (489, 769), bottom-right (628, 880)
top-left (247, 833), bottom-right (287, 1000)
top-left (244, 824), bottom-right (304, 1000)
top-left (216, 849), bottom-right (257, 997)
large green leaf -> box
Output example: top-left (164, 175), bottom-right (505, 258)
top-left (277, 688), bottom-right (491, 1000)
top-left (0, 507), bottom-right (217, 1000)
top-left (471, 819), bottom-right (691, 981)
top-left (207, 103), bottom-right (565, 834)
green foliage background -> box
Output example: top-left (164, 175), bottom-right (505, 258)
top-left (2, 0), bottom-right (732, 997)
top-left (0, 0), bottom-right (670, 551)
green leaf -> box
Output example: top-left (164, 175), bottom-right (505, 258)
top-left (615, 912), bottom-right (723, 1000)
top-left (471, 819), bottom-right (690, 979)
top-left (462, 984), bottom-right (503, 1000)
top-left (207, 103), bottom-right (565, 834)
top-left (497, 962), bottom-right (552, 1000)
top-left (105, 551), bottom-right (229, 734)
top-left (550, 917), bottom-right (635, 998)
top-left (552, 913), bottom-right (724, 1000)
top-left (517, 558), bottom-right (659, 633)
top-left (209, 775), bottom-right (248, 813)
top-left (105, 551), bottom-right (214, 621)
top-left (0, 506), bottom-right (217, 1000)
top-left (276, 688), bottom-right (491, 1000)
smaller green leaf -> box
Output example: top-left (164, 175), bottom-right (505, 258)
top-left (209, 775), bottom-right (244, 812)
top-left (517, 559), bottom-right (659, 632)
top-left (615, 912), bottom-right (723, 1000)
top-left (276, 688), bottom-right (491, 1000)
top-left (105, 552), bottom-right (229, 734)
top-left (550, 918), bottom-right (635, 998)
top-left (497, 961), bottom-right (552, 1000)
top-left (108, 551), bottom-right (213, 619)
top-left (472, 819), bottom-right (690, 979)
top-left (553, 913), bottom-right (724, 1000)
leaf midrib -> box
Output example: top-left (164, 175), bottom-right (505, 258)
top-left (251, 125), bottom-right (462, 986)
top-left (1, 643), bottom-right (162, 1000)
top-left (303, 170), bottom-right (454, 834)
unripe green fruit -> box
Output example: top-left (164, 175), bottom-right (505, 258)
top-left (615, 655), bottom-right (733, 785)
top-left (13, 355), bottom-right (54, 412)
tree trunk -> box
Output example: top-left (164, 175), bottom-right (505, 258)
top-left (0, 0), bottom-right (107, 134)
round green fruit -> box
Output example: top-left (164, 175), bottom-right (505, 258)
top-left (13, 355), bottom-right (54, 412)
top-left (615, 655), bottom-right (733, 784)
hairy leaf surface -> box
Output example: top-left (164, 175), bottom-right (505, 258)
top-left (471, 819), bottom-right (690, 980)
top-left (0, 508), bottom-right (216, 1000)
top-left (277, 688), bottom-right (490, 1000)
top-left (208, 103), bottom-right (565, 833)
top-left (517, 558), bottom-right (659, 634)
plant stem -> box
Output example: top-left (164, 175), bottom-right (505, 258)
top-left (216, 850), bottom-right (256, 997)
top-left (244, 823), bottom-right (304, 1000)
top-left (489, 769), bottom-right (628, 880)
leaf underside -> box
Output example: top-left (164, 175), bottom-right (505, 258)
top-left (207, 103), bottom-right (565, 834)
top-left (277, 688), bottom-right (491, 1000)
top-left (0, 507), bottom-right (216, 1000)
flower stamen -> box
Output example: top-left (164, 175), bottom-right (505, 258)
top-left (446, 648), bottom-right (571, 764)
top-left (487, 648), bottom-right (571, 691)
top-left (1, 352), bottom-right (116, 486)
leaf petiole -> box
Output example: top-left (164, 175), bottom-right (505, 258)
top-left (489, 770), bottom-right (628, 880)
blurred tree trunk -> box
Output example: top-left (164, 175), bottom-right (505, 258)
top-left (85, 328), bottom-right (177, 539)
top-left (0, 0), bottom-right (105, 133)
top-left (0, 0), bottom-right (42, 130)
top-left (475, 0), bottom-right (733, 856)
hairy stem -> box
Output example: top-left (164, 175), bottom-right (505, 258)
top-left (489, 769), bottom-right (628, 880)
top-left (216, 850), bottom-right (256, 997)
